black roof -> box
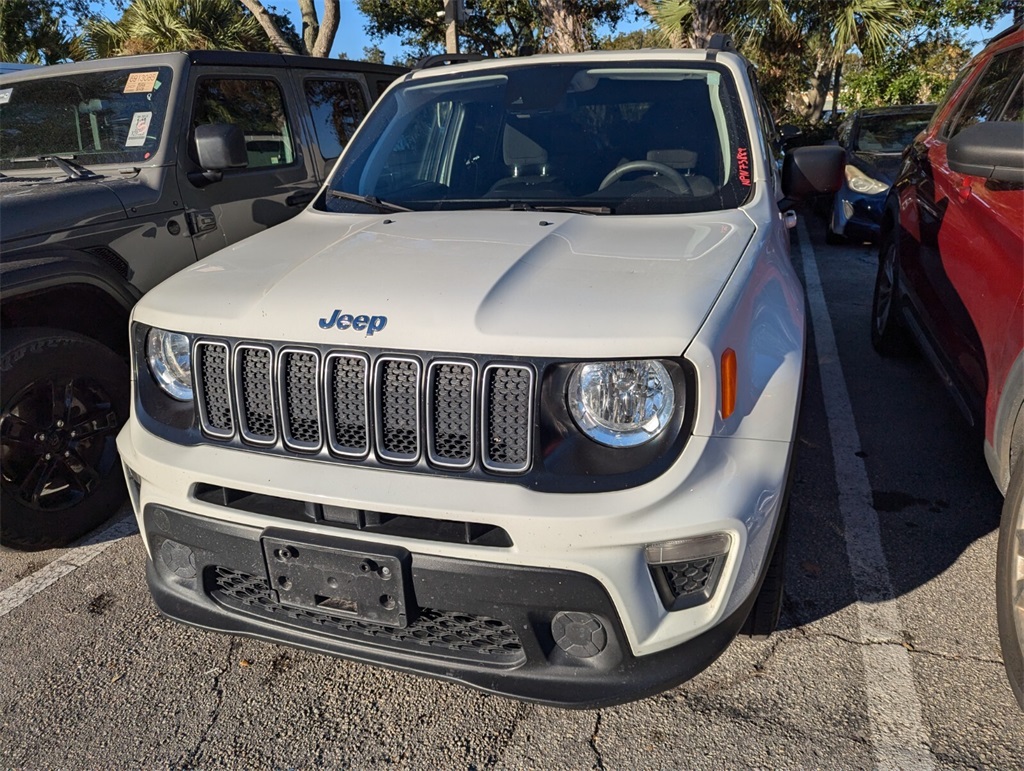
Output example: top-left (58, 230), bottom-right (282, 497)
top-left (184, 49), bottom-right (406, 75)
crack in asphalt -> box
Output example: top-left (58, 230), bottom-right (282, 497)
top-left (179, 637), bottom-right (240, 769)
top-left (795, 629), bottom-right (1005, 667)
top-left (589, 711), bottom-right (605, 771)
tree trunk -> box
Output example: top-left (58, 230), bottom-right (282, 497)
top-left (297, 0), bottom-right (319, 55)
top-left (830, 60), bottom-right (842, 119)
top-left (688, 0), bottom-right (726, 48)
top-left (311, 0), bottom-right (339, 57)
top-left (538, 0), bottom-right (587, 52)
top-left (237, 0), bottom-right (300, 55)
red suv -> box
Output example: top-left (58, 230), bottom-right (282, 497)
top-left (871, 24), bottom-right (1024, 708)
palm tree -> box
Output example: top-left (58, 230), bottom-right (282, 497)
top-left (80, 0), bottom-right (272, 58)
top-left (641, 0), bottom-right (909, 121)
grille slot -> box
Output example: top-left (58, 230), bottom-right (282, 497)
top-left (326, 353), bottom-right (369, 457)
top-left (651, 556), bottom-right (724, 611)
top-left (197, 342), bottom-right (233, 438)
top-left (210, 566), bottom-right (525, 665)
top-left (375, 357), bottom-right (421, 463)
top-left (482, 365), bottom-right (533, 473)
top-left (280, 349), bottom-right (322, 450)
top-left (427, 361), bottom-right (475, 468)
top-left (237, 345), bottom-right (276, 444)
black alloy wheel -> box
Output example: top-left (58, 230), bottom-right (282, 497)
top-left (0, 329), bottom-right (130, 550)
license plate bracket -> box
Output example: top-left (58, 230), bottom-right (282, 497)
top-left (261, 532), bottom-right (412, 628)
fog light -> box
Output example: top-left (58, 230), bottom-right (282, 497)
top-left (159, 538), bottom-right (197, 579)
top-left (551, 611), bottom-right (607, 658)
top-left (646, 533), bottom-right (730, 611)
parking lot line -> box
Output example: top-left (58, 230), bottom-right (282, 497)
top-left (0, 515), bottom-right (138, 619)
top-left (797, 220), bottom-right (935, 769)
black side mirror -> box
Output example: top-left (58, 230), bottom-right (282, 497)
top-left (947, 121), bottom-right (1024, 184)
top-left (781, 145), bottom-right (845, 204)
top-left (189, 123), bottom-right (247, 187)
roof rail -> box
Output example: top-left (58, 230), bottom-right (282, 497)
top-left (414, 53), bottom-right (488, 70)
top-left (705, 33), bottom-right (736, 60)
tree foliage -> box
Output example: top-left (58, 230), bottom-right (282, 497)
top-left (79, 0), bottom-right (283, 57)
top-left (0, 0), bottom-right (79, 62)
top-left (355, 0), bottom-right (634, 57)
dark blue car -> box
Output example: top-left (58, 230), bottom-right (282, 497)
top-left (827, 104), bottom-right (935, 243)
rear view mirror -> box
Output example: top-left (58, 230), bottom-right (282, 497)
top-left (948, 122), bottom-right (1024, 184)
top-left (781, 145), bottom-right (845, 203)
top-left (189, 123), bottom-right (247, 187)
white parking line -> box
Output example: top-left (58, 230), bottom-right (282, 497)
top-left (797, 220), bottom-right (935, 770)
top-left (0, 515), bottom-right (138, 619)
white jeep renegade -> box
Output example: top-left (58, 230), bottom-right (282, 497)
top-left (117, 42), bottom-right (842, 707)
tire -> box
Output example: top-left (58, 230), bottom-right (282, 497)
top-left (997, 459), bottom-right (1024, 709)
top-left (0, 329), bottom-right (130, 550)
top-left (870, 224), bottom-right (912, 356)
top-left (740, 505), bottom-right (790, 640)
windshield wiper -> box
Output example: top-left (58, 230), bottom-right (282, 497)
top-left (12, 155), bottom-right (101, 180)
top-left (507, 202), bottom-right (612, 215)
top-left (328, 190), bottom-right (411, 213)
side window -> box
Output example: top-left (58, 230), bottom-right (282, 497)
top-left (1000, 76), bottom-right (1024, 122)
top-left (193, 78), bottom-right (294, 168)
top-left (947, 48), bottom-right (1024, 138)
top-left (375, 78), bottom-right (398, 100)
top-left (304, 78), bottom-right (368, 160)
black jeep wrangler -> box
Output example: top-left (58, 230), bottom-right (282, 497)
top-left (0, 51), bottom-right (404, 549)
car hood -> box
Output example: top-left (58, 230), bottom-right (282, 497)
top-left (139, 209), bottom-right (756, 358)
top-left (0, 173), bottom-right (127, 243)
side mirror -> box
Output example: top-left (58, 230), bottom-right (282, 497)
top-left (947, 121), bottom-right (1024, 184)
top-left (781, 145), bottom-right (845, 203)
top-left (189, 123), bottom-right (247, 187)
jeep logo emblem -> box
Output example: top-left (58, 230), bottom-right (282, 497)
top-left (318, 309), bottom-right (388, 336)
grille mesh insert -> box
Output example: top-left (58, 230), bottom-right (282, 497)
top-left (284, 352), bottom-right (320, 445)
top-left (663, 557), bottom-right (720, 597)
top-left (199, 345), bottom-right (232, 432)
top-left (240, 347), bottom-right (275, 440)
top-left (379, 359), bottom-right (419, 458)
top-left (486, 367), bottom-right (531, 467)
top-left (430, 363), bottom-right (474, 463)
top-left (211, 566), bottom-right (525, 664)
top-left (329, 356), bottom-right (368, 454)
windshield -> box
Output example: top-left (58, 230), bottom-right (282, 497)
top-left (854, 111), bottom-right (933, 153)
top-left (0, 66), bottom-right (173, 170)
top-left (324, 62), bottom-right (753, 216)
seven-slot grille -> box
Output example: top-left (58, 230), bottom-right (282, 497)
top-left (194, 341), bottom-right (534, 474)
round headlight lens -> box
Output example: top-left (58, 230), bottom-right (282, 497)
top-left (568, 360), bottom-right (676, 447)
top-left (146, 328), bottom-right (193, 401)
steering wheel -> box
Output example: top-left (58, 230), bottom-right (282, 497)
top-left (598, 160), bottom-right (688, 193)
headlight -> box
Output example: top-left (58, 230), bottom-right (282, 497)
top-left (568, 360), bottom-right (676, 447)
top-left (845, 165), bottom-right (889, 195)
top-left (146, 328), bottom-right (193, 401)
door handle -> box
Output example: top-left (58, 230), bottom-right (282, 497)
top-left (286, 191), bottom-right (316, 207)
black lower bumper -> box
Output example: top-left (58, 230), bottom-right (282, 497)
top-left (143, 504), bottom-right (754, 708)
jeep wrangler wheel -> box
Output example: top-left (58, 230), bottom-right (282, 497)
top-left (0, 329), bottom-right (130, 550)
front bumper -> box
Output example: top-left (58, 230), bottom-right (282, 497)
top-left (118, 420), bottom-right (791, 707)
